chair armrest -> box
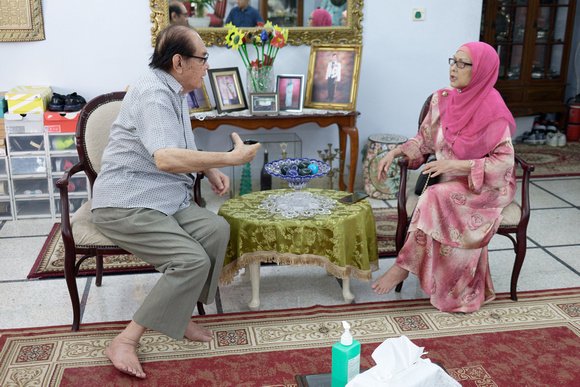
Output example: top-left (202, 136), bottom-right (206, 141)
top-left (193, 172), bottom-right (204, 207)
top-left (55, 162), bottom-right (85, 245)
top-left (514, 155), bottom-right (535, 229)
top-left (396, 157), bottom-right (410, 252)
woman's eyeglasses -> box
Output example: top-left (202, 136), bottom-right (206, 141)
top-left (185, 52), bottom-right (210, 65)
top-left (448, 58), bottom-right (472, 69)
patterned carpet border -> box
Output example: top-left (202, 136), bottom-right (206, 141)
top-left (1, 288), bottom-right (579, 386)
top-left (27, 208), bottom-right (398, 279)
top-left (514, 141), bottom-right (580, 178)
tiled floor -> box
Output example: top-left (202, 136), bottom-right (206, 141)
top-left (1, 176), bottom-right (579, 330)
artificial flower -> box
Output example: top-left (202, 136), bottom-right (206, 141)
top-left (225, 22), bottom-right (289, 91)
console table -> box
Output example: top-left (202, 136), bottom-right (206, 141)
top-left (190, 109), bottom-right (359, 192)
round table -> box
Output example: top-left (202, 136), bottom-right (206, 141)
top-left (217, 188), bottom-right (379, 310)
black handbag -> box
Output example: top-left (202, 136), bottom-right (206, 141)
top-left (414, 155), bottom-right (439, 195)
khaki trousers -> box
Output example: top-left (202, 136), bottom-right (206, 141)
top-left (92, 202), bottom-right (229, 340)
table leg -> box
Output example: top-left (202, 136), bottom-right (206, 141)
top-left (338, 124), bottom-right (359, 192)
top-left (248, 262), bottom-right (261, 311)
top-left (342, 276), bottom-right (355, 303)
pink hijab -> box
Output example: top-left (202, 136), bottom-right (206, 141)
top-left (312, 9), bottom-right (332, 26)
top-left (440, 42), bottom-right (515, 160)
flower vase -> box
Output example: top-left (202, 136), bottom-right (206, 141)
top-left (246, 66), bottom-right (275, 95)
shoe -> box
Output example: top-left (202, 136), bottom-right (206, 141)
top-left (48, 93), bottom-right (65, 111)
top-left (64, 92), bottom-right (86, 112)
top-left (557, 132), bottom-right (567, 147)
top-left (546, 132), bottom-right (558, 146)
top-left (523, 129), bottom-right (546, 145)
top-left (546, 120), bottom-right (559, 134)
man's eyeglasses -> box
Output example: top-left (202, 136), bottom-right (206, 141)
top-left (448, 58), bottom-right (472, 69)
top-left (184, 52), bottom-right (209, 65)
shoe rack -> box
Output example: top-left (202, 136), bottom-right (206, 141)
top-left (5, 131), bottom-right (89, 220)
top-left (0, 156), bottom-right (12, 220)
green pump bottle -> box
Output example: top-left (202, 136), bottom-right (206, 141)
top-left (331, 321), bottom-right (361, 387)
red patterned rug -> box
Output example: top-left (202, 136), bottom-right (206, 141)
top-left (514, 141), bottom-right (580, 178)
top-left (27, 223), bottom-right (155, 279)
top-left (28, 209), bottom-right (397, 279)
top-left (1, 288), bottom-right (579, 386)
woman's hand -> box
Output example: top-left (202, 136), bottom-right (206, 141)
top-left (203, 168), bottom-right (230, 197)
top-left (376, 148), bottom-right (404, 182)
top-left (421, 159), bottom-right (472, 177)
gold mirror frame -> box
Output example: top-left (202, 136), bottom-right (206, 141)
top-left (150, 0), bottom-right (364, 47)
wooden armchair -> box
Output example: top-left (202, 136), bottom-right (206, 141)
top-left (56, 92), bottom-right (205, 331)
top-left (393, 95), bottom-right (535, 301)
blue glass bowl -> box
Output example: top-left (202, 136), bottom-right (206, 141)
top-left (265, 158), bottom-right (331, 190)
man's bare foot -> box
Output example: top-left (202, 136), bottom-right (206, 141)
top-left (184, 321), bottom-right (213, 342)
top-left (105, 335), bottom-right (146, 379)
top-left (371, 265), bottom-right (409, 295)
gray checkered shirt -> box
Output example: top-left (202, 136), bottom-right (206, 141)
top-left (92, 68), bottom-right (198, 215)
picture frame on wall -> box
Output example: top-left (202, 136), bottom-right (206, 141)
top-left (207, 67), bottom-right (247, 113)
top-left (275, 74), bottom-right (305, 113)
top-left (249, 93), bottom-right (279, 115)
top-left (186, 82), bottom-right (212, 114)
top-left (304, 44), bottom-right (363, 111)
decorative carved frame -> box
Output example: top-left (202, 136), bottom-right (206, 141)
top-left (150, 0), bottom-right (364, 47)
top-left (0, 0), bottom-right (45, 42)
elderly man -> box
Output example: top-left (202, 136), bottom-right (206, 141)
top-left (225, 0), bottom-right (264, 27)
top-left (91, 24), bottom-right (260, 378)
top-left (169, 1), bottom-right (189, 25)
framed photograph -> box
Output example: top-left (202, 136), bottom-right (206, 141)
top-left (207, 67), bottom-right (247, 113)
top-left (276, 74), bottom-right (305, 112)
top-left (249, 93), bottom-right (279, 115)
top-left (186, 82), bottom-right (212, 113)
top-left (304, 44), bottom-right (363, 111)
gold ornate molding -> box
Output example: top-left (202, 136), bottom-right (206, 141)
top-left (0, 0), bottom-right (45, 42)
top-left (150, 0), bottom-right (169, 46)
top-left (150, 0), bottom-right (363, 47)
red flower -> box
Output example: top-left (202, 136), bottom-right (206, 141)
top-left (270, 31), bottom-right (287, 48)
top-left (250, 60), bottom-right (261, 69)
top-left (263, 55), bottom-right (274, 66)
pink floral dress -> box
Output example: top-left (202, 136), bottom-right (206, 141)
top-left (397, 92), bottom-right (516, 312)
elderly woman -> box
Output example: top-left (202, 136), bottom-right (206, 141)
top-left (308, 8), bottom-right (332, 27)
top-left (371, 42), bottom-right (517, 313)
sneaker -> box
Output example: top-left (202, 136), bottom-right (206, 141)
top-left (546, 120), bottom-right (559, 134)
top-left (515, 131), bottom-right (533, 143)
top-left (523, 129), bottom-right (546, 145)
top-left (64, 92), bottom-right (86, 112)
top-left (557, 132), bottom-right (567, 147)
top-left (546, 132), bottom-right (558, 146)
top-left (48, 93), bottom-right (65, 111)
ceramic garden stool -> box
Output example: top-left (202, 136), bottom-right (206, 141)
top-left (362, 133), bottom-right (408, 200)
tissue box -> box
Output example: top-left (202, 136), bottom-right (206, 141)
top-left (6, 86), bottom-right (52, 114)
top-left (44, 111), bottom-right (79, 133)
top-left (4, 113), bottom-right (44, 134)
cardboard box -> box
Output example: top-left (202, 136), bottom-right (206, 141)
top-left (6, 86), bottom-right (52, 114)
top-left (44, 111), bottom-right (79, 133)
top-left (0, 117), bottom-right (5, 139)
top-left (4, 113), bottom-right (44, 134)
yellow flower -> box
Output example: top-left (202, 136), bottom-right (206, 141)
top-left (229, 29), bottom-right (245, 50)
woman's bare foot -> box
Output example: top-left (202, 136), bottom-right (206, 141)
top-left (371, 265), bottom-right (409, 295)
top-left (105, 335), bottom-right (146, 379)
top-left (184, 321), bottom-right (213, 342)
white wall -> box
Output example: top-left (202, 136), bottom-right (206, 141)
top-left (0, 0), bottom-right (483, 188)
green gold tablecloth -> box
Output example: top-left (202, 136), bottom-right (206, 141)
top-left (218, 189), bottom-right (379, 285)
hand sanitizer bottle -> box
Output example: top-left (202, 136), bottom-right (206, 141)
top-left (331, 321), bottom-right (361, 387)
